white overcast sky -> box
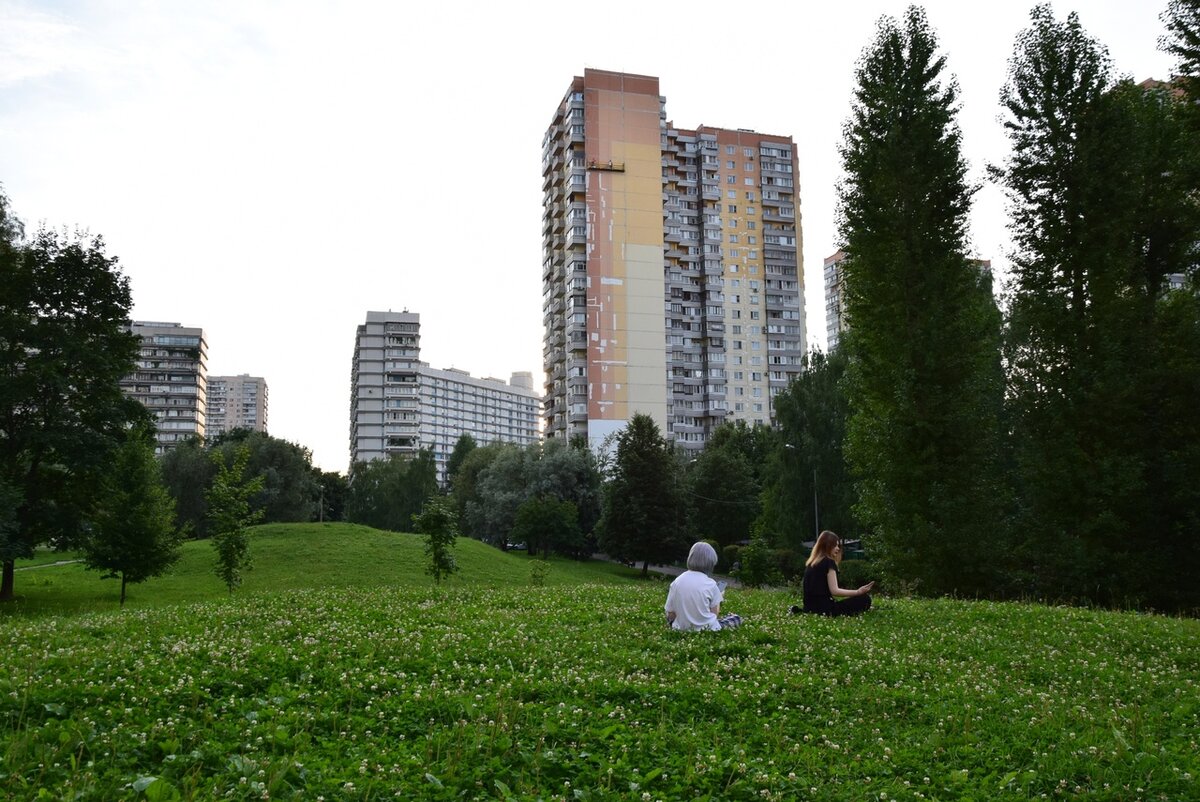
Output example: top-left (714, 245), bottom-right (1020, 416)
top-left (0, 0), bottom-right (1174, 472)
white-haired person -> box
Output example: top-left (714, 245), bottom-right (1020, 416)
top-left (664, 542), bottom-right (742, 631)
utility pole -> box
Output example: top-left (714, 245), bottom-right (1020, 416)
top-left (812, 468), bottom-right (819, 539)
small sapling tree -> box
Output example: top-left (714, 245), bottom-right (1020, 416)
top-left (414, 496), bottom-right (459, 585)
top-left (206, 445), bottom-right (264, 592)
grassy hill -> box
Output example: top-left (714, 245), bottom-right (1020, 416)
top-left (3, 524), bottom-right (1198, 800)
top-left (4, 523), bottom-right (642, 617)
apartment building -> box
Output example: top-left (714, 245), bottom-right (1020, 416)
top-left (206, 374), bottom-right (268, 437)
top-left (349, 311), bottom-right (541, 482)
top-left (823, 250), bottom-right (849, 351)
top-left (120, 321), bottom-right (207, 453)
top-left (541, 69), bottom-right (805, 452)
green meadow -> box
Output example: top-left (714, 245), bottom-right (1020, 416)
top-left (2, 524), bottom-right (1198, 800)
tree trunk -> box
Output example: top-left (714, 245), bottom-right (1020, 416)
top-left (641, 559), bottom-right (649, 577)
top-left (120, 574), bottom-right (127, 606)
top-left (1, 560), bottom-right (13, 600)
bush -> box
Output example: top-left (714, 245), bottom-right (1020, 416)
top-left (773, 548), bottom-right (803, 581)
top-left (722, 544), bottom-right (741, 573)
top-left (734, 538), bottom-right (783, 588)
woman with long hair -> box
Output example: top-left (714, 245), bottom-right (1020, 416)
top-left (792, 530), bottom-right (874, 616)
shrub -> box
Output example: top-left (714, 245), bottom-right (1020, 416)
top-left (735, 538), bottom-right (783, 588)
top-left (722, 544), bottom-right (742, 573)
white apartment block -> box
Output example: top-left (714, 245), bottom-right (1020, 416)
top-left (206, 374), bottom-right (268, 437)
top-left (349, 311), bottom-right (541, 482)
top-left (121, 321), bottom-right (207, 454)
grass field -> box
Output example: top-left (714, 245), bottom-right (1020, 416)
top-left (4, 523), bottom-right (641, 617)
top-left (2, 524), bottom-right (1198, 800)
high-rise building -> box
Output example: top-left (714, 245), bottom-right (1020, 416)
top-left (541, 69), bottom-right (805, 452)
top-left (206, 374), bottom-right (268, 437)
top-left (823, 250), bottom-right (848, 351)
top-left (349, 311), bottom-right (540, 481)
top-left (121, 321), bottom-right (207, 453)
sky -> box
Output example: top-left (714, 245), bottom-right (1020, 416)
top-left (0, 0), bottom-right (1176, 473)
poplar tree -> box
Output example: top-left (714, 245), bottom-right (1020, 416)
top-left (996, 5), bottom-right (1200, 608)
top-left (838, 6), bottom-right (1007, 595)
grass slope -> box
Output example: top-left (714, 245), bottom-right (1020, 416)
top-left (3, 525), bottom-right (1198, 800)
top-left (4, 523), bottom-right (641, 618)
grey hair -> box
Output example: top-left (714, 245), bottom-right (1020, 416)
top-left (686, 541), bottom-right (718, 574)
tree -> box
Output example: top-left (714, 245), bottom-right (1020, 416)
top-left (207, 445), bottom-right (264, 592)
top-left (596, 414), bottom-right (688, 576)
top-left (445, 433), bottom-right (477, 490)
top-left (687, 440), bottom-right (759, 550)
top-left (345, 451), bottom-right (439, 532)
top-left (413, 496), bottom-right (459, 585)
top-left (466, 444), bottom-right (528, 547)
top-left (525, 439), bottom-right (602, 555)
top-left (511, 496), bottom-right (581, 559)
top-left (1162, 1), bottom-right (1200, 101)
top-left (996, 5), bottom-right (1200, 608)
top-left (450, 441), bottom-right (509, 539)
top-left (158, 436), bottom-right (214, 537)
top-left (314, 469), bottom-right (348, 522)
top-left (81, 422), bottom-right (181, 605)
top-left (758, 349), bottom-right (857, 552)
top-left (839, 7), bottom-right (1008, 596)
top-left (210, 429), bottom-right (318, 523)
top-left (1, 210), bottom-right (144, 601)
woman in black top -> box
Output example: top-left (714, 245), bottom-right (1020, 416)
top-left (795, 530), bottom-right (874, 616)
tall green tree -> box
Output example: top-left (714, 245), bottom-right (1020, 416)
top-left (839, 7), bottom-right (1008, 595)
top-left (81, 421), bottom-right (181, 605)
top-left (207, 445), bottom-right (264, 592)
top-left (345, 451), bottom-right (439, 532)
top-left (510, 496), bottom-right (581, 559)
top-left (314, 469), bottom-right (348, 522)
top-left (450, 441), bottom-right (510, 540)
top-left (0, 211), bottom-right (143, 601)
top-left (445, 433), bottom-right (477, 490)
top-left (758, 349), bottom-right (857, 552)
top-left (997, 6), bottom-right (1200, 608)
top-left (525, 439), bottom-right (602, 554)
top-left (596, 414), bottom-right (688, 575)
top-left (210, 429), bottom-right (318, 523)
top-left (467, 444), bottom-right (529, 547)
top-left (158, 436), bottom-right (214, 537)
top-left (687, 436), bottom-right (759, 550)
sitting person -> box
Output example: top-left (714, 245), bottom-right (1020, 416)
top-left (665, 542), bottom-right (742, 631)
top-left (792, 530), bottom-right (874, 616)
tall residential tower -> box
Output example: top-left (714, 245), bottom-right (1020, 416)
top-left (541, 69), bottom-right (805, 451)
top-left (120, 321), bottom-right (207, 453)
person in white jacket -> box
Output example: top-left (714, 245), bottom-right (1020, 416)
top-left (664, 542), bottom-right (742, 631)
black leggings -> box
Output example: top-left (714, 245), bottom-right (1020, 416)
top-left (825, 594), bottom-right (871, 616)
